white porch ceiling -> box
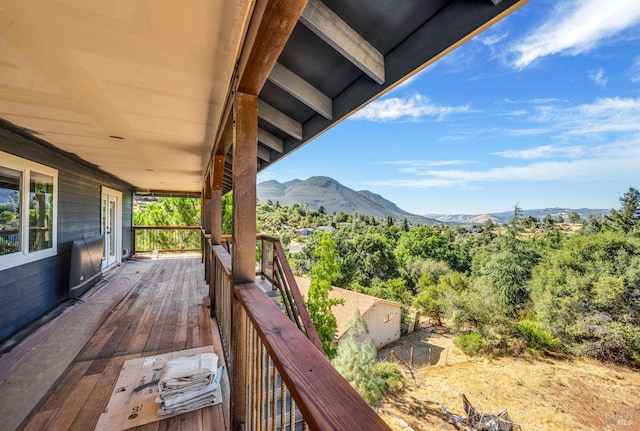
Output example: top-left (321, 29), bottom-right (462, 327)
top-left (0, 0), bottom-right (254, 192)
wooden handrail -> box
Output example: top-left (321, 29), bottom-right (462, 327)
top-left (271, 238), bottom-right (323, 353)
top-left (235, 282), bottom-right (392, 431)
top-left (212, 244), bottom-right (233, 276)
top-left (133, 225), bottom-right (201, 230)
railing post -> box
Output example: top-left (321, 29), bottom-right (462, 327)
top-left (131, 227), bottom-right (136, 256)
top-left (260, 236), bottom-right (267, 278)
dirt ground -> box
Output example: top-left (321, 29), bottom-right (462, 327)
top-left (377, 327), bottom-right (640, 431)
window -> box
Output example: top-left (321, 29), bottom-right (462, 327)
top-left (384, 313), bottom-right (394, 323)
top-left (0, 151), bottom-right (57, 270)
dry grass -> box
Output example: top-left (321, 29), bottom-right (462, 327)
top-left (377, 329), bottom-right (640, 431)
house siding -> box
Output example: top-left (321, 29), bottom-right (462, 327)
top-left (0, 124), bottom-right (134, 342)
top-left (361, 303), bottom-right (401, 349)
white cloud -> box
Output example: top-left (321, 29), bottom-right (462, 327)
top-left (370, 136), bottom-right (640, 189)
top-left (508, 0), bottom-right (640, 69)
top-left (557, 97), bottom-right (640, 135)
top-left (481, 32), bottom-right (508, 48)
top-left (381, 160), bottom-right (473, 167)
top-left (588, 68), bottom-right (607, 86)
top-left (349, 94), bottom-right (471, 122)
top-left (369, 152), bottom-right (640, 189)
top-left (385, 160), bottom-right (474, 174)
top-left (505, 128), bottom-right (550, 136)
top-left (493, 145), bottom-right (585, 160)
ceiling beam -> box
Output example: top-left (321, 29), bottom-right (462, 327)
top-left (258, 100), bottom-right (303, 140)
top-left (299, 0), bottom-right (385, 85)
top-left (258, 127), bottom-right (284, 153)
top-left (257, 145), bottom-right (271, 162)
top-left (238, 0), bottom-right (309, 96)
top-left (268, 62), bottom-right (332, 120)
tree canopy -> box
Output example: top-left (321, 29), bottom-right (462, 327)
top-left (306, 233), bottom-right (344, 358)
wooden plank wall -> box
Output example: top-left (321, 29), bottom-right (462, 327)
top-left (0, 123), bottom-right (134, 342)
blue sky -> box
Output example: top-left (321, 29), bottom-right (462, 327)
top-left (257, 0), bottom-right (640, 215)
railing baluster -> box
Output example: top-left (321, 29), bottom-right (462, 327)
top-left (272, 358), bottom-right (278, 431)
top-left (280, 369), bottom-right (286, 431)
top-left (258, 343), bottom-right (269, 430)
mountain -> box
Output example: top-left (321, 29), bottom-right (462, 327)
top-left (425, 207), bottom-right (611, 225)
top-left (257, 176), bottom-right (437, 225)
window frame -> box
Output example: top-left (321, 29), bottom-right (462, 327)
top-left (0, 151), bottom-right (58, 271)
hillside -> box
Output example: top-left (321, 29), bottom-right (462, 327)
top-left (426, 207), bottom-right (610, 225)
top-left (257, 176), bottom-right (436, 225)
top-left (378, 329), bottom-right (640, 431)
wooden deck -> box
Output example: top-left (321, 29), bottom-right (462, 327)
top-left (18, 257), bottom-right (229, 431)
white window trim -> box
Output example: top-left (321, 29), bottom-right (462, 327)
top-left (0, 151), bottom-right (58, 271)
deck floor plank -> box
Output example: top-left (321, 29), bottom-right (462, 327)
top-left (18, 257), bottom-right (228, 431)
top-left (70, 354), bottom-right (141, 431)
top-left (47, 373), bottom-right (100, 431)
top-left (144, 262), bottom-right (181, 354)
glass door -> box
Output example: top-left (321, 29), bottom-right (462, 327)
top-left (101, 187), bottom-right (121, 269)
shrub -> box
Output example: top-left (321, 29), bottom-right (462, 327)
top-left (515, 320), bottom-right (559, 350)
top-left (577, 321), bottom-right (640, 368)
top-left (374, 361), bottom-right (405, 394)
top-left (454, 332), bottom-right (486, 356)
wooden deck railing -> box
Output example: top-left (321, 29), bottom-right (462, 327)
top-left (211, 242), bottom-right (232, 363)
top-left (256, 234), bottom-right (323, 353)
top-left (132, 226), bottom-right (201, 254)
top-left (206, 234), bottom-right (392, 430)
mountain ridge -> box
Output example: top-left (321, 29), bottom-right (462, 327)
top-left (425, 207), bottom-right (611, 225)
top-left (257, 176), bottom-right (437, 225)
top-left (257, 176), bottom-right (611, 226)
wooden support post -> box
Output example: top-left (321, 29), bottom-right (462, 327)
top-left (202, 177), bottom-right (212, 283)
top-left (211, 155), bottom-right (225, 244)
top-left (202, 173), bottom-right (212, 235)
top-left (231, 91), bottom-right (258, 430)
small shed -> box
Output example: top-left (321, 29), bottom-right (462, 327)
top-left (295, 276), bottom-right (402, 349)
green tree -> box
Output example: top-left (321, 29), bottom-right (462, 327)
top-left (395, 225), bottom-right (470, 273)
top-left (332, 311), bottom-right (384, 406)
top-left (451, 278), bottom-right (510, 337)
top-left (401, 257), bottom-right (451, 291)
top-left (606, 187), bottom-right (640, 234)
top-left (364, 277), bottom-right (411, 305)
top-left (222, 192), bottom-right (233, 235)
top-left (579, 214), bottom-right (602, 235)
top-left (306, 233), bottom-right (344, 358)
top-left (542, 214), bottom-right (555, 229)
top-left (531, 231), bottom-right (640, 366)
top-left (134, 197), bottom-right (200, 226)
top-left (352, 233), bottom-right (398, 285)
top-left (520, 215), bottom-right (538, 230)
top-left (568, 211), bottom-right (581, 224)
top-left (415, 272), bottom-right (466, 326)
top-left (401, 217), bottom-right (409, 232)
top-left (481, 224), bottom-right (538, 314)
